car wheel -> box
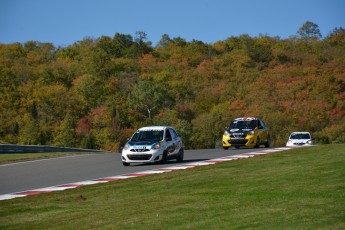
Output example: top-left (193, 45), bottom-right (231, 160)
top-left (223, 146), bottom-right (229, 150)
top-left (265, 135), bottom-right (271, 148)
top-left (176, 148), bottom-right (184, 162)
top-left (255, 137), bottom-right (260, 148)
top-left (123, 162), bottom-right (130, 166)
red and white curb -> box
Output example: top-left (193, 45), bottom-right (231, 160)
top-left (0, 147), bottom-right (298, 201)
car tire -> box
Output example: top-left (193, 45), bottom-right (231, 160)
top-left (123, 162), bottom-right (130, 166)
top-left (255, 137), bottom-right (260, 148)
top-left (176, 148), bottom-right (184, 162)
top-left (265, 135), bottom-right (271, 148)
top-left (223, 146), bottom-right (229, 150)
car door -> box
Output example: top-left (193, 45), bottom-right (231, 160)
top-left (258, 120), bottom-right (268, 142)
top-left (165, 128), bottom-right (175, 155)
top-left (170, 128), bottom-right (182, 155)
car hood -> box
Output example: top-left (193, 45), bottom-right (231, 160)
top-left (128, 141), bottom-right (156, 146)
top-left (229, 128), bottom-right (253, 134)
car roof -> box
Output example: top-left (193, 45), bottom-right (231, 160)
top-left (138, 126), bottom-right (172, 131)
top-left (234, 117), bottom-right (259, 121)
top-left (290, 132), bottom-right (311, 135)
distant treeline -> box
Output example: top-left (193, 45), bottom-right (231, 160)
top-left (1, 22), bottom-right (344, 150)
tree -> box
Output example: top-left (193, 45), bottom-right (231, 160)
top-left (112, 33), bottom-right (134, 57)
top-left (72, 74), bottom-right (104, 111)
top-left (24, 41), bottom-right (55, 64)
top-left (67, 37), bottom-right (95, 75)
top-left (88, 105), bottom-right (113, 149)
top-left (247, 37), bottom-right (274, 65)
top-left (327, 27), bottom-right (345, 46)
top-left (172, 37), bottom-right (187, 47)
top-left (138, 31), bottom-right (152, 53)
top-left (128, 81), bottom-right (170, 120)
top-left (18, 114), bottom-right (40, 145)
top-left (53, 113), bottom-right (77, 147)
top-left (297, 21), bottom-right (322, 40)
top-left (76, 116), bottom-right (95, 149)
top-left (156, 34), bottom-right (172, 48)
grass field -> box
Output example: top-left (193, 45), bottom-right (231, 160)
top-left (0, 145), bottom-right (344, 229)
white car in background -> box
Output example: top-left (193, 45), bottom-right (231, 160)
top-left (286, 132), bottom-right (314, 147)
top-left (122, 126), bottom-right (184, 166)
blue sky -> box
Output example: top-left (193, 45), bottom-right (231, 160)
top-left (1, 0), bottom-right (344, 47)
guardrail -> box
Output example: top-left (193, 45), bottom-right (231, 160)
top-left (0, 144), bottom-right (104, 154)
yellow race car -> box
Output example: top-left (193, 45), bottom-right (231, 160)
top-left (222, 117), bottom-right (271, 149)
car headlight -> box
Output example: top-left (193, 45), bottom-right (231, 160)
top-left (248, 130), bottom-right (254, 135)
top-left (123, 143), bottom-right (130, 150)
top-left (224, 130), bottom-right (230, 136)
top-left (307, 140), bottom-right (312, 144)
top-left (152, 143), bottom-right (161, 149)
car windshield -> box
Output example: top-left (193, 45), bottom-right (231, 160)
top-left (131, 130), bottom-right (164, 142)
top-left (290, 133), bottom-right (311, 139)
top-left (230, 120), bottom-right (258, 130)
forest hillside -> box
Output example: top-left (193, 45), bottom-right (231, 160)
top-left (1, 22), bottom-right (344, 151)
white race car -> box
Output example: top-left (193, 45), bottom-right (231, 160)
top-left (286, 132), bottom-right (314, 147)
top-left (121, 126), bottom-right (184, 166)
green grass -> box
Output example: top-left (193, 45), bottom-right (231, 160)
top-left (1, 145), bottom-right (344, 229)
top-left (0, 152), bottom-right (99, 164)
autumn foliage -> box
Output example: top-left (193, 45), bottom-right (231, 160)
top-left (1, 25), bottom-right (344, 150)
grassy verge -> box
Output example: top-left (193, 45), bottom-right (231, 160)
top-left (0, 145), bottom-right (344, 229)
top-left (0, 152), bottom-right (100, 164)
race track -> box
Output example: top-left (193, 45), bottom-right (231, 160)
top-left (0, 147), bottom-right (289, 200)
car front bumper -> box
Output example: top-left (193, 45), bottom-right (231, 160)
top-left (286, 142), bottom-right (313, 147)
top-left (122, 149), bottom-right (164, 163)
top-left (222, 135), bottom-right (257, 148)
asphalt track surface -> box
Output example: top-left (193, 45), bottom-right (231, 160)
top-left (0, 148), bottom-right (259, 195)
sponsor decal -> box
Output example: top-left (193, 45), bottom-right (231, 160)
top-left (134, 146), bottom-right (146, 150)
top-left (235, 117), bottom-right (256, 121)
